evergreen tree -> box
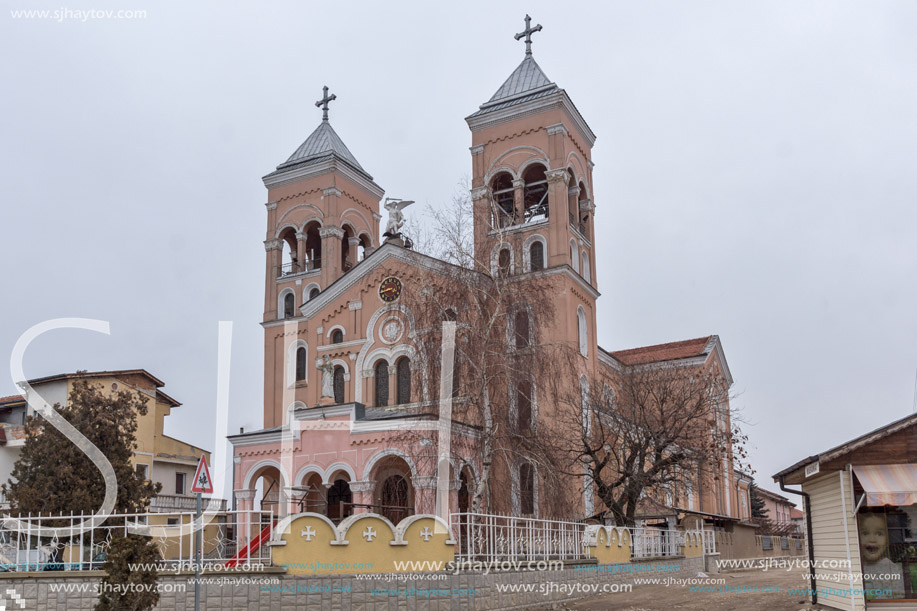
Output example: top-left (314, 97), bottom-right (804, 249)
top-left (3, 378), bottom-right (160, 514)
top-left (95, 534), bottom-right (161, 611)
top-left (750, 483), bottom-right (769, 519)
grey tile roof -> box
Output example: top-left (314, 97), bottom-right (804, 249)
top-left (469, 56), bottom-right (559, 118)
top-left (274, 120), bottom-right (372, 180)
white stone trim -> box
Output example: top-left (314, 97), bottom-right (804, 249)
top-left (287, 339), bottom-right (309, 387)
top-left (326, 324), bottom-right (346, 340)
top-left (522, 234), bottom-right (547, 272)
top-left (490, 243), bottom-right (515, 276)
top-left (511, 459), bottom-right (539, 517)
top-left (581, 251), bottom-right (591, 282)
top-left (570, 239), bottom-right (579, 272)
top-left (577, 306), bottom-right (588, 358)
top-left (303, 282), bottom-right (321, 303)
top-left (361, 448), bottom-right (418, 481)
top-left (243, 459), bottom-right (288, 490)
top-left (278, 288), bottom-right (296, 319)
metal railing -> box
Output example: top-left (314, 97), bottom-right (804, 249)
top-left (450, 512), bottom-right (589, 562)
top-left (275, 260), bottom-right (319, 278)
top-left (0, 508), bottom-right (272, 572)
top-left (630, 528), bottom-right (684, 559)
top-left (703, 530), bottom-right (717, 554)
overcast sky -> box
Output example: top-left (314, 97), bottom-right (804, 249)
top-left (1, 1), bottom-right (915, 498)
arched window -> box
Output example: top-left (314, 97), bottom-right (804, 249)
top-left (374, 360), bottom-right (389, 407)
top-left (570, 240), bottom-right (579, 272)
top-left (278, 227), bottom-right (299, 277)
top-left (582, 252), bottom-right (591, 282)
top-left (498, 248), bottom-right (511, 277)
top-left (283, 292), bottom-right (295, 318)
top-left (333, 366), bottom-right (345, 403)
top-left (309, 287), bottom-right (320, 300)
top-left (295, 347), bottom-right (307, 382)
top-left (514, 310), bottom-right (530, 349)
top-left (519, 462), bottom-right (535, 515)
top-left (380, 475), bottom-right (409, 522)
top-left (331, 329), bottom-right (343, 344)
top-left (522, 164), bottom-right (548, 223)
top-left (577, 306), bottom-right (588, 357)
top-left (451, 352), bottom-right (460, 398)
top-left (578, 181), bottom-right (590, 235)
top-left (396, 357), bottom-right (411, 405)
top-left (530, 240), bottom-right (545, 272)
top-left (517, 380), bottom-right (532, 431)
top-left (491, 172), bottom-right (515, 228)
top-left (327, 479), bottom-right (352, 520)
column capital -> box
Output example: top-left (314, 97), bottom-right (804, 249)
top-left (319, 226), bottom-right (345, 239)
top-left (234, 489), bottom-right (257, 501)
top-left (470, 186), bottom-right (490, 201)
top-left (579, 199), bottom-right (595, 213)
top-left (348, 237), bottom-right (361, 246)
top-left (412, 476), bottom-right (438, 490)
top-left (469, 144), bottom-right (485, 156)
top-left (512, 178), bottom-right (526, 189)
top-left (349, 480), bottom-right (375, 494)
top-left (547, 123), bottom-right (568, 137)
top-left (264, 239), bottom-right (282, 251)
top-left (265, 201), bottom-right (278, 211)
top-left (295, 232), bottom-right (306, 241)
top-left (545, 168), bottom-right (569, 184)
top-left (323, 187), bottom-right (342, 197)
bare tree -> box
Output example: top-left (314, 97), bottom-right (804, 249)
top-left (547, 357), bottom-right (744, 526)
top-left (392, 185), bottom-right (567, 516)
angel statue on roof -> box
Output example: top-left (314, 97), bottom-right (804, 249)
top-left (383, 198), bottom-right (414, 248)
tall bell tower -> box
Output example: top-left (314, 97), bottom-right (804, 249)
top-left (260, 87), bottom-right (384, 427)
top-left (466, 16), bottom-right (598, 287)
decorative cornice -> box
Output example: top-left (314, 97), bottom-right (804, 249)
top-left (469, 144), bottom-right (484, 156)
top-left (234, 489), bottom-right (257, 500)
top-left (546, 123), bottom-right (568, 137)
top-left (319, 226), bottom-right (345, 239)
top-left (323, 187), bottom-right (342, 197)
top-left (411, 476), bottom-right (438, 490)
top-left (466, 90), bottom-right (597, 149)
top-left (263, 156), bottom-right (385, 201)
top-left (349, 480), bottom-right (375, 493)
top-left (264, 239), bottom-right (282, 251)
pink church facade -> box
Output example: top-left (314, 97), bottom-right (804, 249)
top-left (229, 17), bottom-right (742, 531)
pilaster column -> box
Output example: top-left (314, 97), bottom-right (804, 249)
top-left (263, 239), bottom-right (283, 319)
top-left (295, 232), bottom-right (307, 272)
top-left (234, 489), bottom-right (257, 546)
top-left (347, 236), bottom-right (360, 268)
top-left (412, 476), bottom-right (438, 516)
top-left (319, 225), bottom-right (345, 287)
top-left (349, 480), bottom-right (376, 514)
top-left (283, 486), bottom-right (301, 517)
top-left (545, 169), bottom-right (571, 267)
top-left (512, 178), bottom-right (526, 225)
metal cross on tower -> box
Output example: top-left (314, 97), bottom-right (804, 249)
top-left (315, 85), bottom-right (337, 122)
top-left (514, 14), bottom-right (543, 56)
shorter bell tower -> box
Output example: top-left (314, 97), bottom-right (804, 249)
top-left (260, 87), bottom-right (385, 427)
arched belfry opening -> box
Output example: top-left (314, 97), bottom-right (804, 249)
top-left (303, 221), bottom-right (322, 271)
top-left (522, 164), bottom-right (548, 223)
top-left (490, 172), bottom-right (515, 228)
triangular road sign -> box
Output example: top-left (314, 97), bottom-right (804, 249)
top-left (191, 455), bottom-right (214, 494)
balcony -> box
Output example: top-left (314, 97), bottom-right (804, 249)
top-left (275, 260), bottom-right (320, 279)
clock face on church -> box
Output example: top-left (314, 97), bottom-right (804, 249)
top-left (379, 277), bottom-right (402, 302)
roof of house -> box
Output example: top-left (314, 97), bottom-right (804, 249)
top-left (470, 55), bottom-right (558, 117)
top-left (606, 336), bottom-right (714, 366)
top-left (790, 508), bottom-right (804, 520)
top-left (269, 119), bottom-right (372, 181)
top-left (0, 395), bottom-right (24, 405)
top-left (773, 411), bottom-right (917, 483)
top-left (26, 369), bottom-right (166, 388)
top-left (754, 487), bottom-right (796, 507)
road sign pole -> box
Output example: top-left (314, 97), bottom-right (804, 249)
top-left (195, 491), bottom-right (201, 611)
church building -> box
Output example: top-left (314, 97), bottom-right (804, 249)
top-left (229, 16), bottom-right (741, 530)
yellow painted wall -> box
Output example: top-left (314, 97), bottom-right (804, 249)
top-left (271, 513), bottom-right (455, 575)
top-left (583, 525), bottom-right (632, 564)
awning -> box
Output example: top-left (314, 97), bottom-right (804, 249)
top-left (852, 464), bottom-right (917, 507)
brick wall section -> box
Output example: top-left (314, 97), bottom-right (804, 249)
top-left (0, 556), bottom-right (704, 610)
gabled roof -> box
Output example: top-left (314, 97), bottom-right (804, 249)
top-left (271, 120), bottom-right (372, 181)
top-left (26, 369), bottom-right (166, 388)
top-left (0, 395), bottom-right (24, 406)
top-left (607, 336), bottom-right (714, 366)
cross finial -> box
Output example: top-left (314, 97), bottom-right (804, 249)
top-left (315, 85), bottom-right (337, 122)
top-left (514, 14), bottom-right (543, 57)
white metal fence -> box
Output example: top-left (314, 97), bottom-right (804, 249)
top-left (703, 529), bottom-right (717, 554)
top-left (629, 527), bottom-right (684, 559)
top-left (450, 513), bottom-right (589, 562)
top-left (451, 513), bottom-right (706, 563)
top-left (0, 509), bottom-right (273, 572)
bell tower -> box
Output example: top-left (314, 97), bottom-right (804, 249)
top-left (466, 15), bottom-right (597, 286)
top-left (260, 87), bottom-right (384, 427)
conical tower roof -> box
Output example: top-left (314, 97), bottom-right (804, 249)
top-left (275, 119), bottom-right (371, 180)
